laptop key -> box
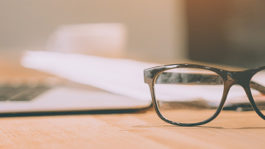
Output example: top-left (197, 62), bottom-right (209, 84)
top-left (9, 86), bottom-right (50, 101)
top-left (0, 85), bottom-right (27, 101)
top-left (0, 95), bottom-right (9, 101)
top-left (0, 84), bottom-right (50, 102)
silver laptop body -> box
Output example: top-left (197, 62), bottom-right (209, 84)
top-left (0, 82), bottom-right (151, 114)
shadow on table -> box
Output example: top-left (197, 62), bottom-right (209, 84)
top-left (133, 124), bottom-right (265, 130)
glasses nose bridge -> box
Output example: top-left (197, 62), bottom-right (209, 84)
top-left (226, 71), bottom-right (250, 87)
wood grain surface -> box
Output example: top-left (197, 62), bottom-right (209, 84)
top-left (0, 110), bottom-right (265, 149)
top-left (0, 54), bottom-right (265, 149)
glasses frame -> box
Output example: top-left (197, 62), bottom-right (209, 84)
top-left (144, 64), bottom-right (265, 126)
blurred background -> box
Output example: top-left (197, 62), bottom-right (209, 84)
top-left (0, 0), bottom-right (264, 67)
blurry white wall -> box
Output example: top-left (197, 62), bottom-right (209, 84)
top-left (0, 0), bottom-right (187, 60)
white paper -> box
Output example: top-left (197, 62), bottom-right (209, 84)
top-left (22, 51), bottom-right (156, 100)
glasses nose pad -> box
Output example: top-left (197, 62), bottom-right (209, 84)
top-left (217, 83), bottom-right (232, 110)
top-left (243, 86), bottom-right (255, 104)
top-left (243, 86), bottom-right (265, 119)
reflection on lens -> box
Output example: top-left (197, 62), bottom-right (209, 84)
top-left (250, 69), bottom-right (265, 115)
top-left (154, 67), bottom-right (224, 124)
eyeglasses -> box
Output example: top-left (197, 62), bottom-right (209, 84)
top-left (144, 64), bottom-right (265, 126)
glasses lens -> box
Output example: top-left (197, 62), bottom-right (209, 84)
top-left (250, 68), bottom-right (265, 114)
top-left (154, 67), bottom-right (224, 124)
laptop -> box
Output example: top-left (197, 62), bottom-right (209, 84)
top-left (0, 52), bottom-right (153, 115)
top-left (0, 83), bottom-right (151, 115)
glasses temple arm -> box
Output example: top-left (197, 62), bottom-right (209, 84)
top-left (250, 81), bottom-right (265, 95)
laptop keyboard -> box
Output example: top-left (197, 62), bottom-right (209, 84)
top-left (0, 84), bottom-right (50, 102)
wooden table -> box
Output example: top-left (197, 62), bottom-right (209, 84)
top-left (0, 55), bottom-right (265, 149)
